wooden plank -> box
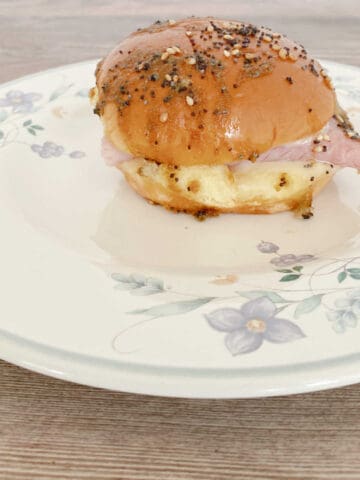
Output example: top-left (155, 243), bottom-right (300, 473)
top-left (1, 360), bottom-right (360, 480)
top-left (0, 5), bottom-right (358, 82)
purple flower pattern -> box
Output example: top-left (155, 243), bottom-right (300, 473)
top-left (205, 297), bottom-right (305, 355)
top-left (257, 241), bottom-right (315, 267)
top-left (69, 150), bottom-right (86, 158)
top-left (270, 254), bottom-right (315, 267)
top-left (31, 141), bottom-right (85, 159)
top-left (257, 241), bottom-right (279, 254)
top-left (0, 85), bottom-right (86, 159)
top-left (31, 141), bottom-right (64, 158)
top-left (0, 90), bottom-right (42, 113)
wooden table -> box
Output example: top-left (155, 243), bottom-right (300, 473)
top-left (1, 2), bottom-right (360, 478)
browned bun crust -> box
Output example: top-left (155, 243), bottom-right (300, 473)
top-left (118, 158), bottom-right (336, 219)
top-left (95, 17), bottom-right (335, 167)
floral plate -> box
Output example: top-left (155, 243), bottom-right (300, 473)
top-left (0, 60), bottom-right (360, 398)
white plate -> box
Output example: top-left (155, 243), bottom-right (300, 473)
top-left (0, 59), bottom-right (360, 398)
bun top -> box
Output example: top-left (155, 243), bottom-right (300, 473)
top-left (94, 17), bottom-right (335, 166)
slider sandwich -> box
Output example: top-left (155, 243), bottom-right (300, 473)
top-left (92, 17), bottom-right (360, 219)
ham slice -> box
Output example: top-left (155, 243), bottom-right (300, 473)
top-left (256, 117), bottom-right (360, 168)
top-left (102, 117), bottom-right (360, 169)
top-left (101, 137), bottom-right (132, 166)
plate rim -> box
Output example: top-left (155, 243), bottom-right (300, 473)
top-left (3, 327), bottom-right (360, 398)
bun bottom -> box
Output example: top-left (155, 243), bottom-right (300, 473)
top-left (118, 158), bottom-right (336, 219)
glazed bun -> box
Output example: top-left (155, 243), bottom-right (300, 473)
top-left (118, 158), bottom-right (336, 218)
top-left (94, 17), bottom-right (335, 167)
top-left (93, 17), bottom-right (337, 217)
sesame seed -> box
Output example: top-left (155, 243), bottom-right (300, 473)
top-left (320, 69), bottom-right (328, 77)
top-left (272, 33), bottom-right (281, 38)
top-left (323, 134), bottom-right (330, 141)
top-left (159, 112), bottom-right (168, 122)
top-left (186, 95), bottom-right (194, 106)
top-left (278, 48), bottom-right (288, 59)
top-left (263, 35), bottom-right (272, 42)
top-left (346, 130), bottom-right (357, 138)
top-left (232, 49), bottom-right (240, 56)
top-left (325, 77), bottom-right (334, 88)
top-left (336, 114), bottom-right (344, 123)
top-left (289, 53), bottom-right (297, 61)
top-left (186, 31), bottom-right (192, 37)
top-left (223, 34), bottom-right (233, 40)
top-left (245, 53), bottom-right (256, 59)
top-left (302, 212), bottom-right (314, 219)
top-left (187, 57), bottom-right (196, 65)
top-left (161, 52), bottom-right (169, 61)
top-left (166, 47), bottom-right (176, 55)
top-left (223, 49), bottom-right (231, 57)
top-left (165, 74), bottom-right (172, 81)
top-left (313, 146), bottom-right (322, 153)
top-left (207, 24), bottom-right (214, 32)
top-left (173, 46), bottom-right (181, 54)
top-left (272, 44), bottom-right (281, 51)
top-left (168, 19), bottom-right (176, 25)
top-left (316, 134), bottom-right (323, 141)
top-left (173, 75), bottom-right (179, 82)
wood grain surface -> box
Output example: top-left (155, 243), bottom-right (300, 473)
top-left (1, 1), bottom-right (360, 479)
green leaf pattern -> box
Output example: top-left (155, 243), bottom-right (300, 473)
top-left (128, 298), bottom-right (214, 318)
top-left (280, 274), bottom-right (301, 282)
top-left (22, 118), bottom-right (45, 136)
top-left (294, 294), bottom-right (324, 318)
top-left (49, 83), bottom-right (73, 101)
top-left (112, 273), bottom-right (165, 296)
top-left (338, 271), bottom-right (347, 283)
